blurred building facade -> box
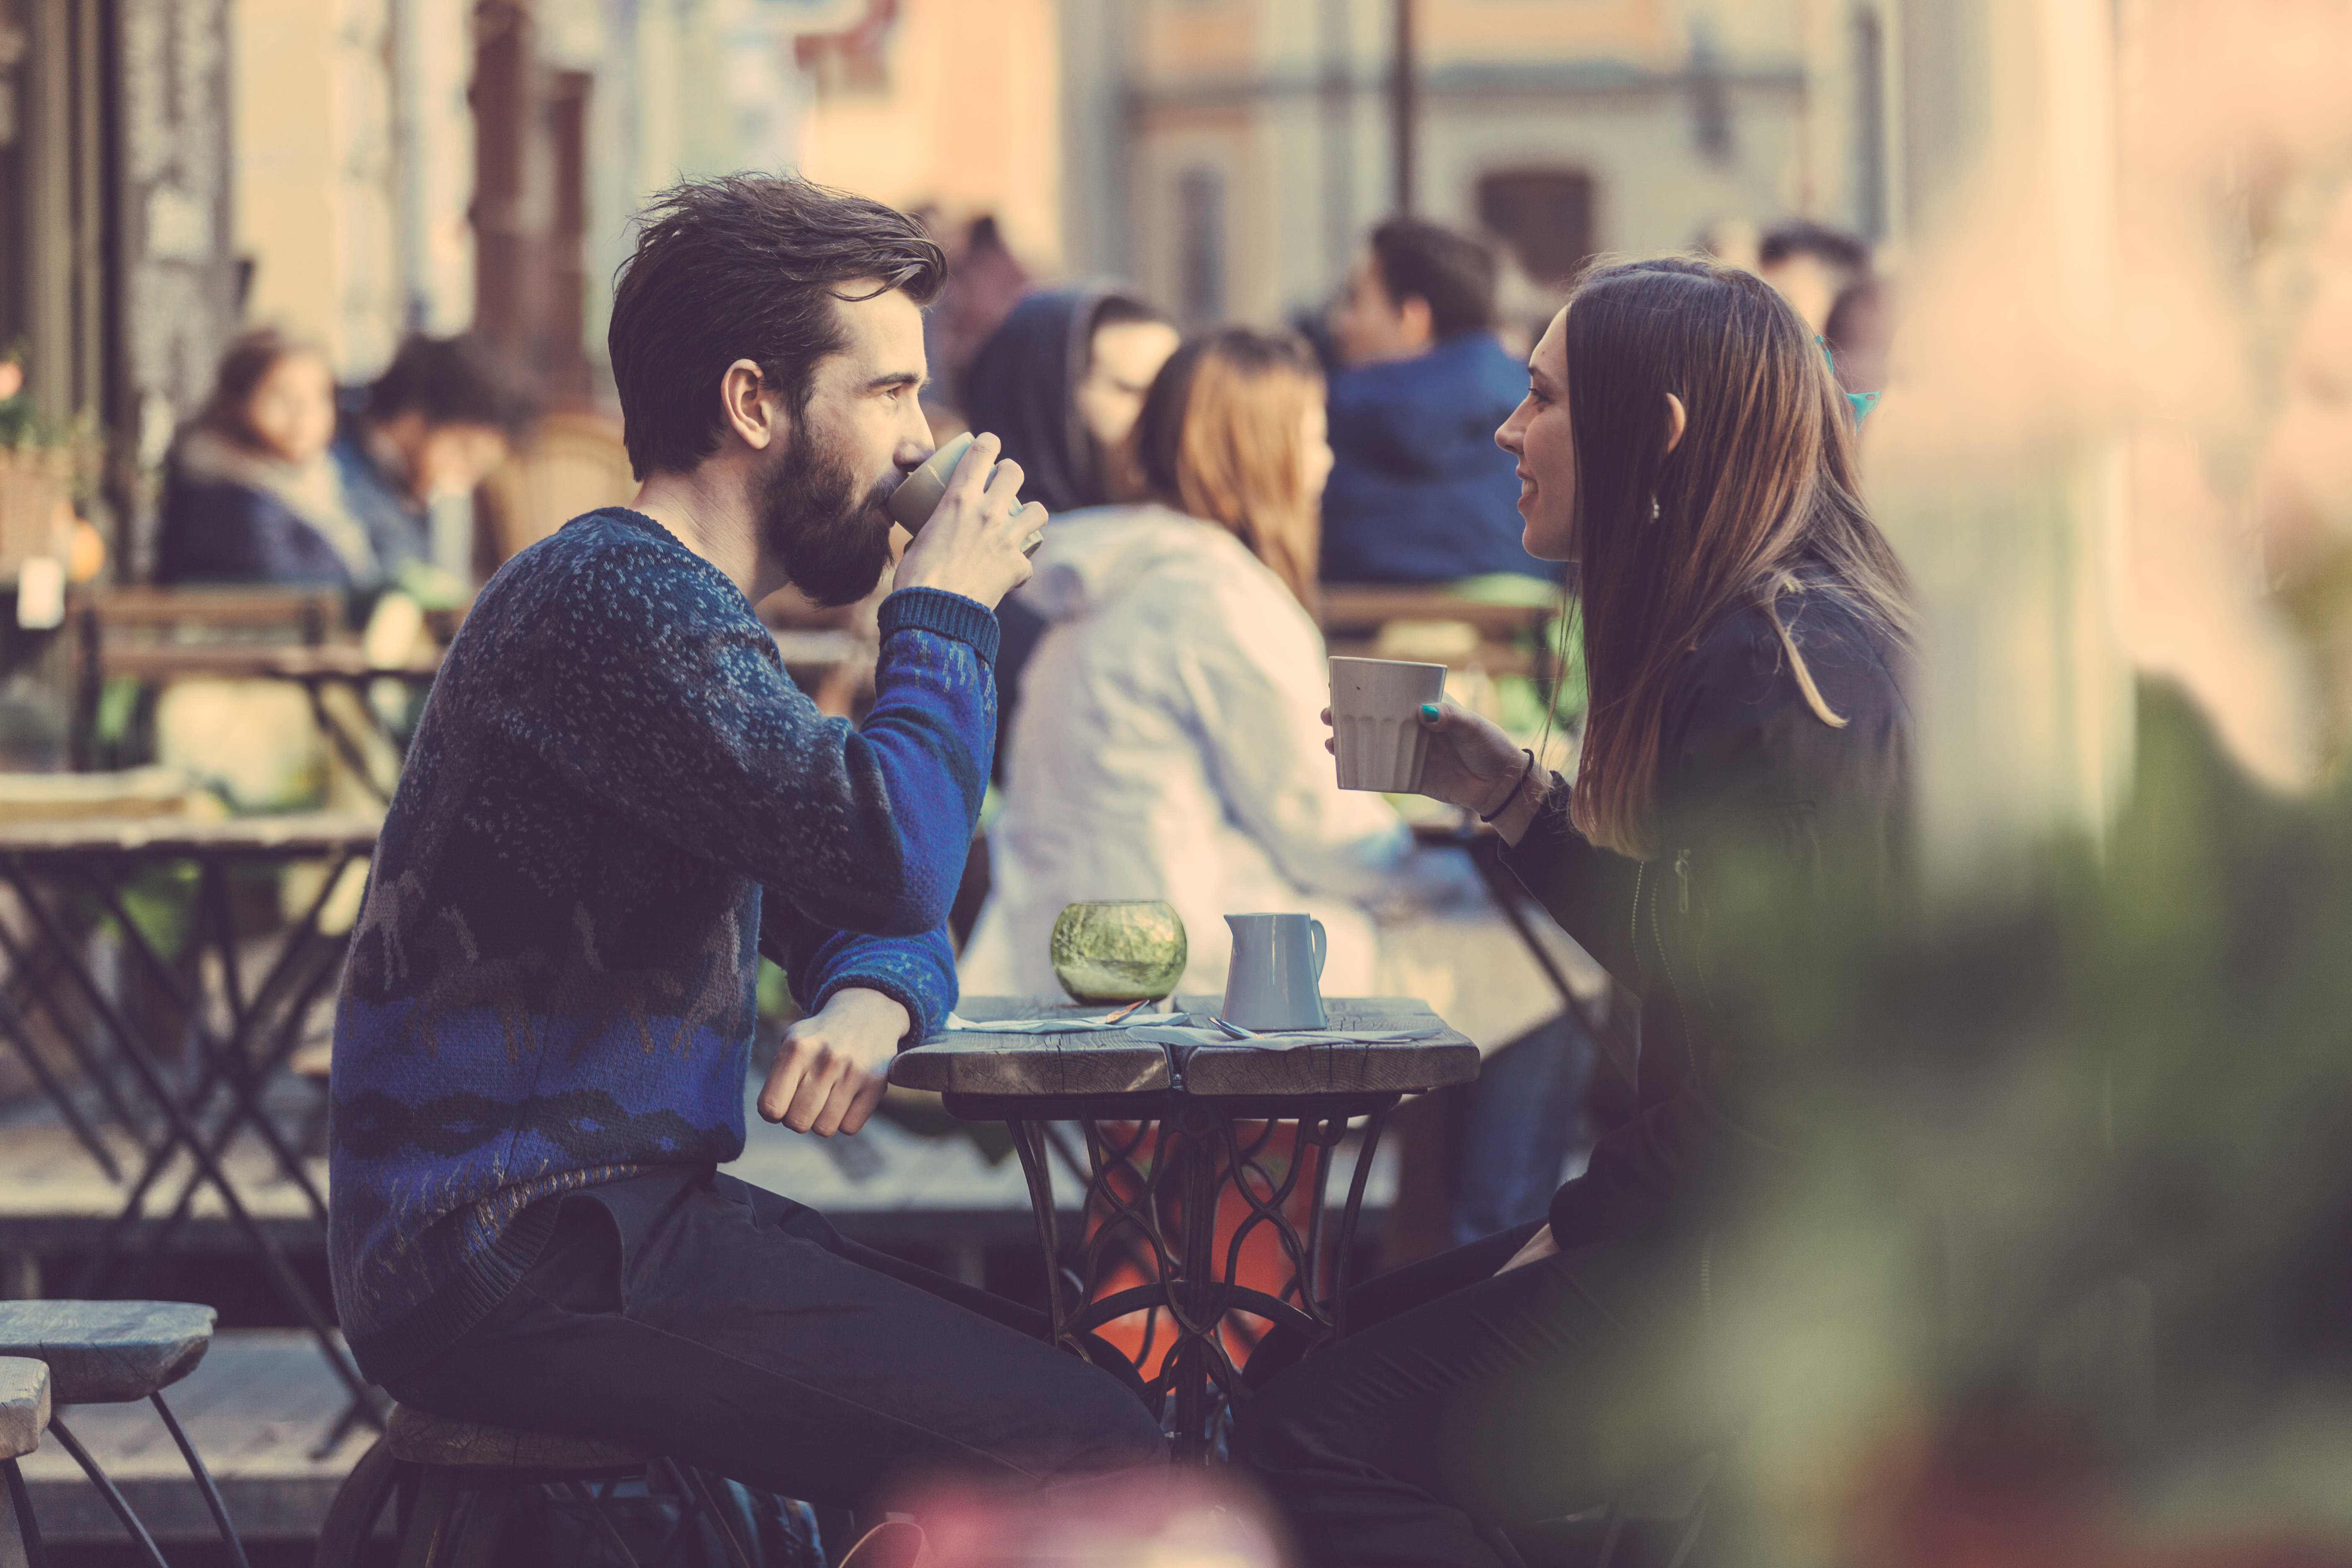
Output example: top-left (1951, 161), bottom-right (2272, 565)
top-left (1065, 0), bottom-right (1902, 328)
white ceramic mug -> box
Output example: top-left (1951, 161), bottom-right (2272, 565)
top-left (1221, 912), bottom-right (1328, 1030)
top-left (1329, 656), bottom-right (1447, 792)
top-left (887, 431), bottom-right (1045, 554)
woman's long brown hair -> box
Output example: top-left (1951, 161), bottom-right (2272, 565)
top-left (1134, 328), bottom-right (1324, 607)
top-left (1563, 255), bottom-right (1913, 859)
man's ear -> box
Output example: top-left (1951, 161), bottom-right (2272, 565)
top-left (720, 359), bottom-right (784, 453)
top-left (1396, 294), bottom-right (1436, 352)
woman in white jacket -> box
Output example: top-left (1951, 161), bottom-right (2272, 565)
top-left (963, 325), bottom-right (1598, 1257)
top-left (959, 329), bottom-right (1421, 997)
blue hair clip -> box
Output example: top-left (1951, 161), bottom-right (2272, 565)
top-left (1815, 335), bottom-right (1879, 426)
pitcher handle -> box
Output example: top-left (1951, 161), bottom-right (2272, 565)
top-left (1308, 918), bottom-right (1327, 980)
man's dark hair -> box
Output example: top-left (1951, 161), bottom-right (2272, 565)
top-left (609, 174), bottom-right (948, 480)
top-left (1367, 218), bottom-right (1498, 338)
top-left (1757, 220), bottom-right (1873, 278)
top-left (367, 333), bottom-right (538, 441)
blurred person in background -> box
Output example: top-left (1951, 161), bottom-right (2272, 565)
top-left (928, 213), bottom-right (1031, 403)
top-left (333, 331), bottom-right (536, 591)
top-left (957, 286), bottom-right (1179, 777)
top-left (1754, 219), bottom-right (1874, 335)
top-left (1321, 217), bottom-right (1557, 585)
top-left (1237, 258), bottom-right (1915, 1567)
top-left (159, 327), bottom-right (380, 588)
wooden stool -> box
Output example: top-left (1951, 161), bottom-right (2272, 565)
top-left (0, 1300), bottom-right (245, 1568)
top-left (1, 1358), bottom-right (51, 1568)
top-left (316, 1403), bottom-right (761, 1568)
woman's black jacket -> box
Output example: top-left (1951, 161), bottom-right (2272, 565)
top-left (1500, 586), bottom-right (1914, 1247)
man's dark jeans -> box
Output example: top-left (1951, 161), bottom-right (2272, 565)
top-left (386, 1167), bottom-right (1167, 1511)
top-left (1235, 1217), bottom-right (1741, 1568)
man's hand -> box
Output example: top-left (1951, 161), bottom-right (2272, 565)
top-left (757, 987), bottom-right (909, 1136)
top-left (892, 432), bottom-right (1045, 610)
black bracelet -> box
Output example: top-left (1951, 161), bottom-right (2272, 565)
top-left (1479, 749), bottom-right (1539, 824)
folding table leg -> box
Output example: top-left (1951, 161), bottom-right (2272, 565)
top-left (0, 869), bottom-right (379, 1414)
top-left (1, 1455), bottom-right (43, 1568)
top-left (152, 1391), bottom-right (252, 1568)
top-left (42, 1415), bottom-right (168, 1568)
top-left (0, 915), bottom-right (145, 1141)
top-left (69, 853), bottom-right (356, 1296)
top-left (0, 997), bottom-right (119, 1180)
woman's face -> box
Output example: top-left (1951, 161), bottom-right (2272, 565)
top-left (244, 352), bottom-right (338, 467)
top-left (1299, 397), bottom-right (1334, 506)
top-left (1496, 308), bottom-right (1576, 560)
top-left (1075, 320), bottom-right (1182, 457)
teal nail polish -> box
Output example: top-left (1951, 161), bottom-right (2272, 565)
top-left (1420, 703), bottom-right (1440, 720)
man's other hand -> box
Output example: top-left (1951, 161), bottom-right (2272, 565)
top-left (892, 432), bottom-right (1044, 609)
top-left (757, 987), bottom-right (909, 1135)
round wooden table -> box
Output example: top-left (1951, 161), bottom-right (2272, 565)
top-left (894, 994), bottom-right (1478, 1460)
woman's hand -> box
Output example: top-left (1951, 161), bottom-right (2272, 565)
top-left (1323, 696), bottom-right (1545, 841)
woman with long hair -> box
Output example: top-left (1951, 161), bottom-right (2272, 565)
top-left (959, 326), bottom-right (1429, 998)
top-left (1234, 257), bottom-right (1916, 1565)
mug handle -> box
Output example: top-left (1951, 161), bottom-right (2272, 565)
top-left (1308, 918), bottom-right (1327, 980)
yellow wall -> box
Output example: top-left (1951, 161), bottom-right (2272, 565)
top-left (1419, 0), bottom-right (1676, 69)
top-left (794, 0), bottom-right (1063, 270)
top-left (232, 0), bottom-right (401, 377)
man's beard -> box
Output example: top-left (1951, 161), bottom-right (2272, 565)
top-left (755, 424), bottom-right (899, 608)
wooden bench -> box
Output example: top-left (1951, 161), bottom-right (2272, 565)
top-left (0, 1300), bottom-right (245, 1565)
top-left (1, 1356), bottom-right (50, 1567)
top-left (1318, 583), bottom-right (1564, 678)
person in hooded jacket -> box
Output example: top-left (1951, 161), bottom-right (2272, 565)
top-left (1321, 219), bottom-right (1559, 585)
top-left (956, 286), bottom-right (1180, 777)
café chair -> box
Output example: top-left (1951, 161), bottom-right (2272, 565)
top-left (2, 1356), bottom-right (50, 1568)
top-left (318, 1404), bottom-right (756, 1568)
top-left (317, 1403), bottom-right (921, 1568)
top-left (0, 1299), bottom-right (244, 1568)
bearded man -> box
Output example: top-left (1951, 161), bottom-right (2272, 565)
top-left (327, 175), bottom-right (1166, 1511)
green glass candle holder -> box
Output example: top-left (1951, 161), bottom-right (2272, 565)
top-left (1050, 900), bottom-right (1187, 1004)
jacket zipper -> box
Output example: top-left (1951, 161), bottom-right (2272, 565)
top-left (1649, 849), bottom-right (1701, 1081)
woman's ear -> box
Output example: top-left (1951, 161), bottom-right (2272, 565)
top-left (1662, 392), bottom-right (1688, 456)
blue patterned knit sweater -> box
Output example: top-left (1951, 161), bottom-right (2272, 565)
top-left (327, 507), bottom-right (995, 1382)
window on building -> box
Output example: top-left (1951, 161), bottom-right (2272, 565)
top-left (1177, 165), bottom-right (1226, 326)
top-left (1476, 168), bottom-right (1596, 287)
top-left (1853, 4), bottom-right (1889, 240)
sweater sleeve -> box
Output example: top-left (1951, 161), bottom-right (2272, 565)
top-left (757, 885), bottom-right (957, 1045)
top-left (489, 535), bottom-right (997, 941)
top-left (1496, 782), bottom-right (1642, 986)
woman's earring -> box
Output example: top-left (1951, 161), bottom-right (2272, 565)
top-left (1649, 495), bottom-right (1661, 522)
